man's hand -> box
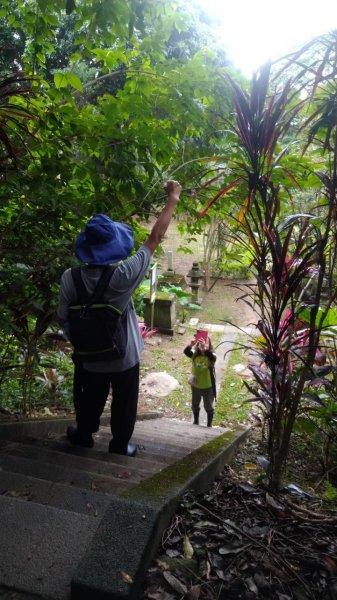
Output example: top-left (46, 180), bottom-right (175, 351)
top-left (164, 180), bottom-right (182, 202)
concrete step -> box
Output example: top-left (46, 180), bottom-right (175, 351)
top-left (0, 415), bottom-right (248, 600)
top-left (93, 438), bottom-right (176, 465)
top-left (0, 469), bottom-right (113, 516)
top-left (0, 494), bottom-right (99, 600)
top-left (96, 431), bottom-right (193, 461)
top-left (97, 418), bottom-right (228, 462)
top-left (73, 425), bottom-right (249, 600)
top-left (0, 452), bottom-right (134, 495)
top-left (132, 417), bottom-right (223, 439)
top-left (33, 432), bottom-right (169, 471)
top-left (0, 439), bottom-right (157, 483)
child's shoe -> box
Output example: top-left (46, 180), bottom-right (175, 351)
top-left (206, 410), bottom-right (214, 427)
top-left (193, 410), bottom-right (200, 425)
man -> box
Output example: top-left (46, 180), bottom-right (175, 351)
top-left (57, 180), bottom-right (182, 455)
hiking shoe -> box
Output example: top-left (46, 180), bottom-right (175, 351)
top-left (127, 442), bottom-right (138, 457)
top-left (66, 425), bottom-right (94, 448)
top-left (108, 440), bottom-right (138, 457)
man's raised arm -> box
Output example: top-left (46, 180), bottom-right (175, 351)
top-left (143, 180), bottom-right (182, 255)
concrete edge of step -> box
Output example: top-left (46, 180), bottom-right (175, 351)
top-left (71, 426), bottom-right (250, 600)
top-left (0, 412), bottom-right (162, 440)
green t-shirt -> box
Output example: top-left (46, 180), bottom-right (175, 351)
top-left (192, 354), bottom-right (212, 389)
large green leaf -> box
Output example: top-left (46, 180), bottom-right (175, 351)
top-left (299, 306), bottom-right (337, 328)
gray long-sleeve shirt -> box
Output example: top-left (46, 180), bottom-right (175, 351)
top-left (57, 245), bottom-right (151, 372)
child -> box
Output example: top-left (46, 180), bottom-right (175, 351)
top-left (184, 334), bottom-right (216, 427)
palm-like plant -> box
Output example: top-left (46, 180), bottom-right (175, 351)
top-left (0, 74), bottom-right (35, 174)
top-left (197, 45), bottom-right (337, 489)
top-left (0, 73), bottom-right (38, 413)
top-left (198, 63), bottom-right (303, 220)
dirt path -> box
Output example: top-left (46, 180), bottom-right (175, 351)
top-left (137, 222), bottom-right (258, 421)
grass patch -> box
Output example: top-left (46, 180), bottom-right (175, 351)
top-left (214, 341), bottom-right (251, 427)
top-left (141, 330), bottom-right (242, 421)
top-left (198, 296), bottom-right (236, 326)
top-left (141, 335), bottom-right (192, 416)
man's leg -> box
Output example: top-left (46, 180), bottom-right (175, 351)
top-left (68, 365), bottom-right (111, 446)
top-left (108, 363), bottom-right (139, 455)
top-left (73, 361), bottom-right (85, 418)
top-left (77, 368), bottom-right (111, 433)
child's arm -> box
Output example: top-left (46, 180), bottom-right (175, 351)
top-left (203, 338), bottom-right (216, 362)
top-left (205, 349), bottom-right (216, 363)
top-left (183, 338), bottom-right (196, 358)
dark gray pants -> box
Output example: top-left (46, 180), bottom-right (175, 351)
top-left (73, 362), bottom-right (139, 454)
top-left (191, 386), bottom-right (215, 412)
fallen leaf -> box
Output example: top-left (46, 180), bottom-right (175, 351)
top-left (243, 524), bottom-right (269, 538)
top-left (156, 559), bottom-right (170, 570)
top-left (323, 556), bottom-right (337, 572)
top-left (184, 585), bottom-right (201, 599)
top-left (167, 535), bottom-right (181, 544)
top-left (188, 508), bottom-right (204, 516)
top-left (166, 549), bottom-right (180, 558)
top-left (219, 543), bottom-right (250, 555)
top-left (208, 553), bottom-right (225, 569)
top-left (283, 483), bottom-right (315, 498)
top-left (265, 492), bottom-right (286, 513)
top-left (117, 471), bottom-right (132, 479)
top-left (194, 520), bottom-right (217, 529)
top-left (147, 589), bottom-right (175, 600)
top-left (215, 569), bottom-right (226, 581)
top-left (238, 482), bottom-right (260, 492)
top-left (243, 462), bottom-right (259, 470)
top-left (257, 455), bottom-right (270, 474)
top-left (183, 535), bottom-right (194, 559)
top-left (245, 576), bottom-right (258, 594)
top-left (163, 571), bottom-right (187, 595)
top-left (120, 571), bottom-right (133, 584)
top-left (200, 559), bottom-right (211, 580)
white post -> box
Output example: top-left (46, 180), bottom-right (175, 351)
top-left (167, 250), bottom-right (173, 271)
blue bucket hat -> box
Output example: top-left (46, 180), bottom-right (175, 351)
top-left (75, 214), bottom-right (134, 265)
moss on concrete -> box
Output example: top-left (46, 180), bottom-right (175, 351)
top-left (124, 427), bottom-right (248, 503)
top-left (147, 291), bottom-right (173, 301)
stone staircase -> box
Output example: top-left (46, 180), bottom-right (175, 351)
top-left (0, 416), bottom-right (248, 600)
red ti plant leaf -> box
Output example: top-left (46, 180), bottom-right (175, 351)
top-left (192, 174), bottom-right (224, 197)
top-left (198, 178), bottom-right (242, 219)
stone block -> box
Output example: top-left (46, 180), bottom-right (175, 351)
top-left (144, 292), bottom-right (177, 335)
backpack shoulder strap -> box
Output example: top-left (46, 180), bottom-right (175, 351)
top-left (71, 265), bottom-right (116, 305)
top-left (71, 267), bottom-right (88, 304)
top-left (91, 265), bottom-right (116, 303)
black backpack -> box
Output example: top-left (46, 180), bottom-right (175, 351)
top-left (67, 266), bottom-right (128, 362)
